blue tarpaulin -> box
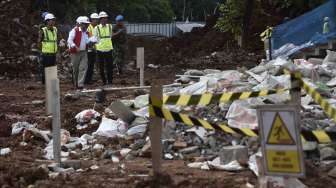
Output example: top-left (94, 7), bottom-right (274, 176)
top-left (272, 0), bottom-right (336, 58)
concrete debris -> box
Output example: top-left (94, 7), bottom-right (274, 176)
top-left (75, 109), bottom-right (101, 129)
top-left (220, 145), bottom-right (248, 165)
top-left (134, 94), bottom-right (149, 109)
top-left (188, 157), bottom-right (243, 171)
top-left (11, 121), bottom-right (36, 135)
top-left (328, 166), bottom-right (336, 178)
top-left (0, 148), bottom-right (11, 156)
top-left (319, 146), bottom-right (336, 161)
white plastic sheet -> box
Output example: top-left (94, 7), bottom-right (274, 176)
top-left (93, 117), bottom-right (127, 138)
top-left (11, 122), bottom-right (36, 135)
top-left (225, 98), bottom-right (264, 129)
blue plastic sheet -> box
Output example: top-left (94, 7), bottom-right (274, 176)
top-left (272, 0), bottom-right (336, 58)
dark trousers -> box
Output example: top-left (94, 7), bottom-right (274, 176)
top-left (41, 54), bottom-right (56, 84)
top-left (97, 51), bottom-right (113, 85)
top-left (84, 51), bottom-right (96, 84)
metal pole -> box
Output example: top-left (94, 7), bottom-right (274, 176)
top-left (268, 37), bottom-right (272, 60)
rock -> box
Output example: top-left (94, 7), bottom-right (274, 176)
top-left (220, 145), bottom-right (248, 165)
top-left (164, 153), bottom-right (174, 160)
top-left (320, 147), bottom-right (336, 160)
top-left (61, 160), bottom-right (81, 170)
top-left (140, 140), bottom-right (151, 157)
top-left (111, 156), bottom-right (120, 163)
top-left (0, 148), bottom-right (11, 156)
top-left (120, 148), bottom-right (132, 157)
top-left (90, 165), bottom-right (99, 170)
top-left (31, 100), bottom-right (44, 106)
top-left (328, 166), bottom-right (336, 178)
top-left (134, 94), bottom-right (149, 109)
top-left (179, 146), bottom-right (199, 155)
top-left (173, 141), bottom-right (187, 150)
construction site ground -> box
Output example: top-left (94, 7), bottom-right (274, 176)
top-left (1, 65), bottom-right (336, 188)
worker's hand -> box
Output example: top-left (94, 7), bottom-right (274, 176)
top-left (76, 46), bottom-right (80, 52)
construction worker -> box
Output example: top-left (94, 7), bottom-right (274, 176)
top-left (84, 13), bottom-right (99, 85)
top-left (112, 15), bottom-right (127, 75)
top-left (323, 17), bottom-right (330, 34)
top-left (67, 16), bottom-right (91, 89)
top-left (38, 13), bottom-right (58, 84)
top-left (93, 11), bottom-right (114, 86)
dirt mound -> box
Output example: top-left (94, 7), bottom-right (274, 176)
top-left (0, 0), bottom-right (40, 78)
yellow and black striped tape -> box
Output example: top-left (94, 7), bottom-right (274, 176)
top-left (162, 89), bottom-right (288, 106)
top-left (149, 104), bottom-right (336, 144)
top-left (302, 80), bottom-right (336, 123)
top-left (285, 69), bottom-right (336, 123)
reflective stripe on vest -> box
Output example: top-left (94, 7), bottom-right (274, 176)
top-left (42, 27), bottom-right (57, 54)
top-left (96, 24), bottom-right (113, 51)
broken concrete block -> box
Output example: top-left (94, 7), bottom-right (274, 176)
top-left (140, 140), bottom-right (151, 157)
top-left (220, 145), bottom-right (248, 165)
top-left (110, 101), bottom-right (136, 124)
top-left (179, 146), bottom-right (199, 155)
top-left (328, 166), bottom-right (336, 178)
top-left (320, 147), bottom-right (336, 160)
top-left (173, 141), bottom-right (187, 150)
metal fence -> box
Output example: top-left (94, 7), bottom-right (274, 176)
top-left (125, 22), bottom-right (178, 37)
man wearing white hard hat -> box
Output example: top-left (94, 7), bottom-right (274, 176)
top-left (93, 11), bottom-right (114, 86)
top-left (84, 13), bottom-right (99, 85)
top-left (38, 13), bottom-right (58, 84)
top-left (67, 16), bottom-right (91, 89)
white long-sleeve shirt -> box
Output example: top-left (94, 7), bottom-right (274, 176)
top-left (67, 26), bottom-right (90, 51)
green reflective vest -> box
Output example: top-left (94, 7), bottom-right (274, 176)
top-left (96, 24), bottom-right (113, 52)
top-left (323, 22), bottom-right (330, 34)
top-left (41, 27), bottom-right (57, 54)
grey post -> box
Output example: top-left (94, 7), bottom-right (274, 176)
top-left (137, 47), bottom-right (145, 87)
top-left (51, 79), bottom-right (61, 166)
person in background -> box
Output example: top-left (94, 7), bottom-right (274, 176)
top-left (112, 15), bottom-right (127, 75)
top-left (84, 13), bottom-right (99, 85)
top-left (67, 16), bottom-right (91, 89)
top-left (93, 11), bottom-right (114, 86)
top-left (323, 17), bottom-right (330, 34)
top-left (37, 13), bottom-right (58, 84)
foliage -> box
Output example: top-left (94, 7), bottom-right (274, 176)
top-left (215, 0), bottom-right (245, 36)
top-left (273, 0), bottom-right (327, 17)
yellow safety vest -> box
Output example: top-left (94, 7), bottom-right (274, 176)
top-left (96, 24), bottom-right (113, 52)
top-left (260, 27), bottom-right (273, 42)
top-left (87, 24), bottom-right (95, 37)
top-left (41, 27), bottom-right (57, 54)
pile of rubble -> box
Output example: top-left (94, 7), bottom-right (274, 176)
top-left (3, 51), bottom-right (336, 186)
top-left (0, 0), bottom-right (40, 78)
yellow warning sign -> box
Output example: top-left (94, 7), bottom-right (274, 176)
top-left (266, 150), bottom-right (301, 173)
top-left (267, 113), bottom-right (295, 145)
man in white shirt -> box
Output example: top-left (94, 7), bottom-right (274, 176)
top-left (67, 16), bottom-right (91, 89)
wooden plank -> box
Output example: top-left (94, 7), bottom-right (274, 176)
top-left (149, 85), bottom-right (163, 175)
top-left (45, 66), bottom-right (58, 114)
top-left (51, 79), bottom-right (61, 166)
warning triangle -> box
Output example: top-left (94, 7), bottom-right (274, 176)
top-left (267, 113), bottom-right (295, 145)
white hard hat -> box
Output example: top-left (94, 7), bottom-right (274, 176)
top-left (77, 16), bottom-right (90, 24)
top-left (44, 13), bottom-right (55, 21)
top-left (99, 11), bottom-right (108, 18)
top-left (90, 13), bottom-right (99, 19)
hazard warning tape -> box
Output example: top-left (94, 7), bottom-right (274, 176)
top-left (285, 69), bottom-right (336, 123)
top-left (162, 89), bottom-right (288, 106)
top-left (149, 104), bottom-right (336, 144)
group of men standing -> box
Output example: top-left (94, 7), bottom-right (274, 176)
top-left (38, 11), bottom-right (127, 89)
